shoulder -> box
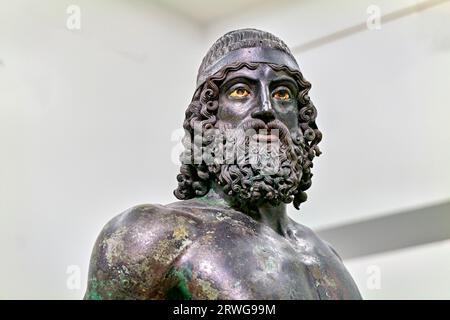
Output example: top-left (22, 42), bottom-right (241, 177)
top-left (97, 203), bottom-right (204, 239)
top-left (288, 219), bottom-right (363, 300)
top-left (85, 203), bottom-right (204, 299)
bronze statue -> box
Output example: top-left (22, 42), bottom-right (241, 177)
top-left (84, 29), bottom-right (362, 300)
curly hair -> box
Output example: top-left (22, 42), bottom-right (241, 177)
top-left (174, 61), bottom-right (322, 210)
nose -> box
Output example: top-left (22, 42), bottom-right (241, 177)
top-left (251, 109), bottom-right (275, 123)
top-left (251, 87), bottom-right (275, 123)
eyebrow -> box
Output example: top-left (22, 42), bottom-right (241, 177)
top-left (221, 74), bottom-right (299, 91)
top-left (270, 76), bottom-right (299, 90)
top-left (221, 75), bottom-right (257, 90)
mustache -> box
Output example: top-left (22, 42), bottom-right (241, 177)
top-left (238, 118), bottom-right (291, 144)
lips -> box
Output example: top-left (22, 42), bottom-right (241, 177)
top-left (251, 133), bottom-right (279, 142)
top-left (250, 127), bottom-right (281, 143)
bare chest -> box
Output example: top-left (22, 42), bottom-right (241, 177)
top-left (165, 229), bottom-right (344, 299)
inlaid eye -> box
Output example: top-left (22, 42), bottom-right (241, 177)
top-left (272, 89), bottom-right (291, 100)
top-left (229, 87), bottom-right (250, 98)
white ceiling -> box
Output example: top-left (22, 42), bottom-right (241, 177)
top-left (150, 0), bottom-right (277, 25)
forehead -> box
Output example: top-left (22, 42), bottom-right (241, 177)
top-left (221, 63), bottom-right (296, 85)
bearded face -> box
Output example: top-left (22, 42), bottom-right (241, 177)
top-left (175, 61), bottom-right (321, 210)
top-left (199, 63), bottom-right (306, 207)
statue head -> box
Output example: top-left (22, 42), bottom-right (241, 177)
top-left (174, 28), bottom-right (322, 210)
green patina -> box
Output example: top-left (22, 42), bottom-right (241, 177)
top-left (165, 266), bottom-right (193, 300)
top-left (198, 195), bottom-right (227, 207)
top-left (85, 277), bottom-right (116, 300)
top-left (85, 278), bottom-right (103, 300)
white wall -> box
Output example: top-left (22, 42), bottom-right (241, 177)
top-left (0, 0), bottom-right (201, 299)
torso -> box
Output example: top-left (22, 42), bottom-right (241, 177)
top-left (85, 199), bottom-right (362, 300)
top-left (163, 199), bottom-right (360, 299)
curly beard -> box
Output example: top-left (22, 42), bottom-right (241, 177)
top-left (202, 119), bottom-right (305, 207)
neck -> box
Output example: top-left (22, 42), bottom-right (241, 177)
top-left (202, 182), bottom-right (292, 237)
